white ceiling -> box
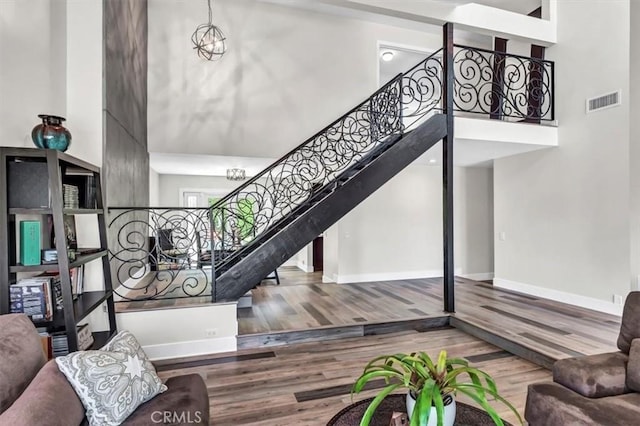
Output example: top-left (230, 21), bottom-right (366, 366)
top-left (149, 0), bottom-right (547, 176)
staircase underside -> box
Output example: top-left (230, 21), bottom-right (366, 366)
top-left (215, 114), bottom-right (448, 301)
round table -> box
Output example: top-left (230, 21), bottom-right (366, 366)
top-left (327, 394), bottom-right (513, 426)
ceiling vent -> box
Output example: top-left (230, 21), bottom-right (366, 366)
top-left (586, 91), bottom-right (621, 113)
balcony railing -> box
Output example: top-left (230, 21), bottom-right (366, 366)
top-left (453, 44), bottom-right (554, 121)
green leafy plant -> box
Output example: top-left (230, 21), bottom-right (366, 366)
top-left (352, 350), bottom-right (523, 426)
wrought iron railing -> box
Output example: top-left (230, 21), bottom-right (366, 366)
top-left (401, 48), bottom-right (444, 129)
top-left (106, 41), bottom-right (555, 302)
top-left (210, 49), bottom-right (450, 270)
top-left (107, 207), bottom-right (213, 301)
top-left (453, 44), bottom-right (554, 121)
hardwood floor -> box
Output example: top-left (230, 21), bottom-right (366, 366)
top-left (148, 268), bottom-right (622, 424)
top-left (242, 271), bottom-right (621, 367)
top-left (156, 328), bottom-right (551, 425)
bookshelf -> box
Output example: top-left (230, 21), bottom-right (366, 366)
top-left (0, 147), bottom-right (117, 353)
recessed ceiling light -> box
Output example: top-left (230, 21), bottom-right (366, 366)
top-left (428, 158), bottom-right (437, 164)
top-left (381, 51), bottom-right (395, 62)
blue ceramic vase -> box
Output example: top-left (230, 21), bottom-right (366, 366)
top-left (32, 115), bottom-right (72, 152)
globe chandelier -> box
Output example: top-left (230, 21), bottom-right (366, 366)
top-left (191, 0), bottom-right (227, 61)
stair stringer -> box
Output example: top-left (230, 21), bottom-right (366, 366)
top-left (215, 113), bottom-right (447, 301)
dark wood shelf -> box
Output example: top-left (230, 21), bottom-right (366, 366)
top-left (73, 290), bottom-right (113, 323)
top-left (35, 290), bottom-right (113, 330)
top-left (64, 209), bottom-right (103, 215)
top-left (90, 330), bottom-right (115, 350)
top-left (9, 208), bottom-right (103, 215)
top-left (1, 147), bottom-right (116, 354)
top-left (0, 148), bottom-right (99, 173)
top-left (9, 249), bottom-right (107, 272)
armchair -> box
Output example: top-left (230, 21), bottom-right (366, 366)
top-left (525, 292), bottom-right (640, 425)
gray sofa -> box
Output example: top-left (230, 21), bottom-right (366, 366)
top-left (525, 292), bottom-right (640, 425)
top-left (0, 314), bottom-right (209, 425)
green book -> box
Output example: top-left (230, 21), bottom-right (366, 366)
top-left (20, 220), bottom-right (41, 266)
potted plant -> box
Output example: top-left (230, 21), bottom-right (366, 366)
top-left (352, 350), bottom-right (523, 426)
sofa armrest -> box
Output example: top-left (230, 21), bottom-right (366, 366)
top-left (122, 374), bottom-right (209, 425)
top-left (526, 382), bottom-right (640, 426)
top-left (0, 360), bottom-right (85, 426)
top-left (553, 351), bottom-right (629, 398)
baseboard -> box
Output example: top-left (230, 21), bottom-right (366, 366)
top-left (322, 274), bottom-right (337, 283)
top-left (337, 268), bottom-right (462, 284)
top-left (494, 277), bottom-right (623, 316)
top-left (297, 260), bottom-right (314, 273)
top-left (459, 272), bottom-right (494, 281)
top-left (144, 336), bottom-right (237, 361)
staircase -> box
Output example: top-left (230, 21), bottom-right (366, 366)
top-left (205, 36), bottom-right (555, 302)
top-left (210, 49), bottom-right (449, 302)
top-left (215, 115), bottom-right (446, 300)
top-left (106, 30), bottom-right (555, 308)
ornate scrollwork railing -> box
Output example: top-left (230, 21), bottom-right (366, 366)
top-left (107, 207), bottom-right (213, 301)
top-left (105, 43), bottom-right (555, 302)
top-left (210, 50), bottom-right (451, 270)
top-left (210, 74), bottom-right (403, 262)
top-left (401, 48), bottom-right (444, 129)
top-left (453, 44), bottom-right (554, 121)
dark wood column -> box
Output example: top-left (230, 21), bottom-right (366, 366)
top-left (442, 23), bottom-right (455, 313)
top-left (490, 37), bottom-right (508, 120)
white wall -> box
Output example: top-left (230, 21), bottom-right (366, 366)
top-left (295, 243), bottom-right (314, 273)
top-left (149, 168), bottom-right (160, 206)
top-left (0, 0), bottom-right (66, 146)
top-left (116, 303), bottom-right (238, 360)
top-left (329, 162), bottom-right (494, 283)
top-left (0, 0), bottom-right (108, 327)
top-left (323, 224), bottom-right (339, 282)
top-left (147, 0), bottom-right (441, 158)
top-left (158, 174), bottom-right (245, 206)
top-left (631, 1), bottom-right (640, 291)
top-left (456, 167), bottom-right (494, 280)
top-left (494, 1), bottom-right (630, 315)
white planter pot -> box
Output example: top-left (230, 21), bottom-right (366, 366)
top-left (406, 392), bottom-right (456, 426)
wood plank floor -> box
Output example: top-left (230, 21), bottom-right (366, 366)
top-left (242, 269), bottom-right (621, 365)
top-left (156, 328), bottom-right (551, 425)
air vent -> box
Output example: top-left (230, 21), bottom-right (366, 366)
top-left (586, 91), bottom-right (621, 113)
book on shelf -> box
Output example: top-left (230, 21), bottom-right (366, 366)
top-left (48, 214), bottom-right (78, 259)
top-left (64, 168), bottom-right (97, 209)
top-left (51, 331), bottom-right (68, 357)
top-left (28, 273), bottom-right (63, 311)
top-left (19, 220), bottom-right (41, 266)
top-left (36, 327), bottom-right (53, 360)
top-left (40, 324), bottom-right (94, 358)
top-left (10, 280), bottom-right (53, 321)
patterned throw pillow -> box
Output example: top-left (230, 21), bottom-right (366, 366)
top-left (55, 330), bottom-right (167, 426)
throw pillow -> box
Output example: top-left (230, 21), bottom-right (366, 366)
top-left (55, 331), bottom-right (167, 426)
top-left (627, 338), bottom-right (640, 391)
top-left (101, 330), bottom-right (148, 355)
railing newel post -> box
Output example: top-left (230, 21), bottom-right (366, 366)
top-left (442, 22), bottom-right (455, 313)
